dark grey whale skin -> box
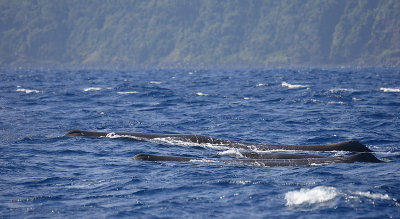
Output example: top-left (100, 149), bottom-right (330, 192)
top-left (133, 153), bottom-right (383, 166)
top-left (65, 130), bottom-right (372, 152)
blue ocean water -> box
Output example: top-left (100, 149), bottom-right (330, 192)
top-left (0, 68), bottom-right (399, 218)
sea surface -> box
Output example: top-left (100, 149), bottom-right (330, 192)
top-left (0, 68), bottom-right (399, 218)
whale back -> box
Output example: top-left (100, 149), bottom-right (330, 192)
top-left (65, 130), bottom-right (372, 152)
top-left (132, 152), bottom-right (382, 166)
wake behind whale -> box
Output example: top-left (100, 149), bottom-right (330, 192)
top-left (65, 130), bottom-right (382, 166)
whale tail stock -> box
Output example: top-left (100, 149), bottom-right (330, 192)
top-left (65, 130), bottom-right (372, 152)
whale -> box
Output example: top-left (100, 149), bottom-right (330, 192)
top-left (133, 153), bottom-right (382, 166)
top-left (65, 130), bottom-right (372, 152)
top-left (239, 152), bottom-right (325, 159)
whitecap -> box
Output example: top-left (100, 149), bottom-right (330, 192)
top-left (149, 81), bottom-right (161, 84)
top-left (226, 180), bottom-right (251, 185)
top-left (329, 88), bottom-right (355, 93)
top-left (328, 101), bottom-right (346, 105)
top-left (380, 88), bottom-right (400, 93)
top-left (282, 82), bottom-right (309, 89)
top-left (16, 88), bottom-right (40, 94)
top-left (353, 191), bottom-right (393, 200)
top-left (84, 87), bottom-right (102, 92)
top-left (117, 91), bottom-right (139, 94)
top-left (256, 83), bottom-right (268, 87)
top-left (196, 92), bottom-right (209, 96)
top-left (285, 186), bottom-right (338, 206)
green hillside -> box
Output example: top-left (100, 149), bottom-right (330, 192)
top-left (1, 0), bottom-right (399, 68)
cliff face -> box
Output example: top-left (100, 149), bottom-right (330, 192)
top-left (1, 0), bottom-right (399, 68)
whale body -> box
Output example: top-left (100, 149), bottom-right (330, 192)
top-left (65, 130), bottom-right (372, 152)
top-left (133, 153), bottom-right (382, 166)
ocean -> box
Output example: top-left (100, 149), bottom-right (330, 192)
top-left (1, 68), bottom-right (399, 218)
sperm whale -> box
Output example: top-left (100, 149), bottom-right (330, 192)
top-left (133, 153), bottom-right (382, 166)
top-left (65, 130), bottom-right (372, 152)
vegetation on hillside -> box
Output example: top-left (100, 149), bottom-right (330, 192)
top-left (1, 0), bottom-right (399, 68)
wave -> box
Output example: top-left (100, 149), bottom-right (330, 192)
top-left (16, 87), bottom-right (40, 94)
top-left (149, 81), bottom-right (161, 84)
top-left (285, 186), bottom-right (338, 206)
top-left (117, 91), bottom-right (139, 94)
top-left (196, 92), bottom-right (209, 96)
top-left (285, 186), bottom-right (398, 206)
top-left (328, 101), bottom-right (346, 105)
top-left (329, 88), bottom-right (356, 93)
top-left (256, 83), bottom-right (268, 87)
top-left (352, 191), bottom-right (393, 200)
top-left (380, 88), bottom-right (400, 92)
top-left (83, 87), bottom-right (103, 92)
top-left (282, 82), bottom-right (309, 89)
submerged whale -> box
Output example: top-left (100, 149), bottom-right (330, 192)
top-left (65, 130), bottom-right (372, 152)
top-left (133, 153), bottom-right (382, 166)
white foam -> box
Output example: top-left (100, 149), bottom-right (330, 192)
top-left (104, 133), bottom-right (231, 151)
top-left (230, 180), bottom-right (251, 185)
top-left (16, 88), bottom-right (40, 94)
top-left (84, 87), bottom-right (102, 92)
top-left (329, 88), bottom-right (355, 93)
top-left (282, 82), bottom-right (309, 89)
top-left (196, 92), bottom-right (209, 96)
top-left (117, 91), bottom-right (138, 94)
top-left (189, 159), bottom-right (219, 163)
top-left (66, 180), bottom-right (109, 189)
top-left (380, 88), bottom-right (400, 93)
top-left (256, 83), bottom-right (268, 87)
top-left (152, 137), bottom-right (231, 151)
top-left (353, 191), bottom-right (393, 200)
top-left (149, 81), bottom-right (161, 84)
top-left (328, 101), bottom-right (346, 105)
top-left (285, 186), bottom-right (338, 206)
top-left (105, 132), bottom-right (120, 138)
top-left (105, 133), bottom-right (146, 141)
top-left (218, 149), bottom-right (244, 158)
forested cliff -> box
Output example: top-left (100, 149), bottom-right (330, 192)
top-left (1, 0), bottom-right (399, 68)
